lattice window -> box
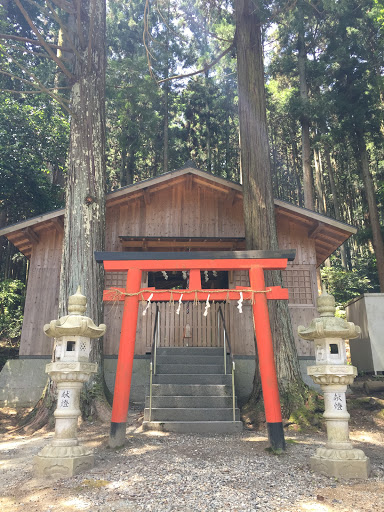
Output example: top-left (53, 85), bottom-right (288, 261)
top-left (282, 268), bottom-right (314, 305)
top-left (80, 340), bottom-right (87, 352)
top-left (105, 272), bottom-right (126, 289)
top-left (234, 270), bottom-right (250, 287)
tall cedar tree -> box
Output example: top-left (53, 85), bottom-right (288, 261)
top-left (59, 0), bottom-right (106, 397)
top-left (235, 0), bottom-right (306, 418)
top-left (2, 0), bottom-right (108, 428)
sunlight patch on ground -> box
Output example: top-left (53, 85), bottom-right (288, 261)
top-left (298, 501), bottom-right (334, 512)
top-left (141, 430), bottom-right (170, 437)
top-left (241, 436), bottom-right (268, 442)
top-left (0, 497), bottom-right (19, 512)
top-left (350, 430), bottom-right (384, 445)
top-left (126, 444), bottom-right (161, 456)
top-left (60, 497), bottom-right (91, 510)
top-left (0, 458), bottom-right (20, 471)
top-left (0, 433), bottom-right (52, 451)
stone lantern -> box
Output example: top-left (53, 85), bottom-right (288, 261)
top-left (298, 288), bottom-right (370, 479)
top-left (34, 287), bottom-right (106, 479)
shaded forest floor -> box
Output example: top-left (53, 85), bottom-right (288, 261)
top-left (0, 391), bottom-right (384, 512)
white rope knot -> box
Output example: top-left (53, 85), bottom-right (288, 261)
top-left (203, 294), bottom-right (211, 317)
top-left (176, 293), bottom-right (183, 315)
top-left (237, 291), bottom-right (243, 314)
top-left (142, 292), bottom-right (153, 316)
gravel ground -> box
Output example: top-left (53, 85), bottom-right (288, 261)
top-left (1, 408), bottom-right (384, 512)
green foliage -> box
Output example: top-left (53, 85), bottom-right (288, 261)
top-left (321, 263), bottom-right (376, 306)
top-left (0, 94), bottom-right (68, 222)
top-left (0, 279), bottom-right (25, 341)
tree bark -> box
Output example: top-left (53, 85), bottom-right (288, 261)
top-left (235, 0), bottom-right (305, 418)
top-left (22, 0), bottom-right (108, 431)
top-left (355, 129), bottom-right (384, 291)
top-left (298, 18), bottom-right (314, 210)
top-left (324, 148), bottom-right (348, 269)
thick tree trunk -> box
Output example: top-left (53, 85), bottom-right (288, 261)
top-left (235, 0), bottom-right (305, 419)
top-left (298, 20), bottom-right (314, 210)
top-left (22, 0), bottom-right (109, 431)
top-left (163, 83), bottom-right (169, 174)
top-left (355, 130), bottom-right (384, 291)
top-left (291, 139), bottom-right (303, 206)
top-left (324, 148), bottom-right (348, 269)
top-left (313, 148), bottom-right (325, 214)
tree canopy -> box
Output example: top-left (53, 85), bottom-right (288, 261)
top-left (1, 0), bottom-right (383, 310)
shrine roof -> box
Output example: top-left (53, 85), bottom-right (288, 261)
top-left (0, 164), bottom-right (356, 264)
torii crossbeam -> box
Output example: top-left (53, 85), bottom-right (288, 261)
top-left (95, 249), bottom-right (296, 450)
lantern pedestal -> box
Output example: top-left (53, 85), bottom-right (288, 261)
top-left (298, 288), bottom-right (370, 479)
top-left (307, 365), bottom-right (370, 479)
top-left (34, 362), bottom-right (97, 479)
top-left (34, 287), bottom-right (105, 479)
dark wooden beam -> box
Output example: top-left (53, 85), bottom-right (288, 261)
top-left (95, 249), bottom-right (297, 262)
top-left (23, 227), bottom-right (39, 245)
top-left (308, 221), bottom-right (325, 239)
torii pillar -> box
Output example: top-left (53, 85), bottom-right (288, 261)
top-left (95, 249), bottom-right (296, 450)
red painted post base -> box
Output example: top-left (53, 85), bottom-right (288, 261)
top-left (267, 422), bottom-right (286, 451)
top-left (109, 422), bottom-right (127, 448)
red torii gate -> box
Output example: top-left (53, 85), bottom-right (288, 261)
top-left (95, 249), bottom-right (296, 450)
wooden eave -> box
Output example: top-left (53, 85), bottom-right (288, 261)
top-left (119, 236), bottom-right (246, 252)
top-left (0, 166), bottom-right (356, 266)
top-left (274, 199), bottom-right (357, 266)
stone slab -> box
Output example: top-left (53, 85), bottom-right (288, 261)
top-left (0, 359), bottom-right (48, 407)
top-left (310, 455), bottom-right (370, 479)
top-left (142, 420), bottom-right (243, 434)
top-left (104, 357), bottom-right (149, 405)
top-left (34, 453), bottom-right (94, 479)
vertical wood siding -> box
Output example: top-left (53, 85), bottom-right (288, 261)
top-left (21, 181), bottom-right (318, 357)
top-left (19, 230), bottom-right (63, 356)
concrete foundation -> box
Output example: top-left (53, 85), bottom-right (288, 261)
top-left (1, 354), bottom-right (319, 408)
top-left (0, 358), bottom-right (48, 407)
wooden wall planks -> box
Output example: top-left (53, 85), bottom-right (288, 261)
top-left (19, 230), bottom-right (63, 356)
top-left (21, 180), bottom-right (319, 358)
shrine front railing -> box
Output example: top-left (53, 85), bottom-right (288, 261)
top-left (218, 304), bottom-right (236, 421)
top-left (148, 304), bottom-right (160, 422)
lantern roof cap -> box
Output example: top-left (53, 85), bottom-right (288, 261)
top-left (44, 287), bottom-right (106, 339)
top-left (298, 288), bottom-right (361, 340)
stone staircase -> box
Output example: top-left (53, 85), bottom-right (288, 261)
top-left (142, 347), bottom-right (242, 433)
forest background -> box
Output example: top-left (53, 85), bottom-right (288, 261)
top-left (0, 0), bottom-right (383, 348)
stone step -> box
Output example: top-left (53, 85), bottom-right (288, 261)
top-left (156, 364), bottom-right (225, 375)
top-left (142, 420), bottom-right (243, 434)
top-left (145, 395), bottom-right (236, 408)
top-left (143, 407), bottom-right (240, 422)
top-left (151, 384), bottom-right (233, 396)
top-left (155, 354), bottom-right (225, 365)
top-left (156, 347), bottom-right (224, 356)
top-left (152, 374), bottom-right (232, 385)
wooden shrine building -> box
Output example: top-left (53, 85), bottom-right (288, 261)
top-left (0, 164), bottom-right (357, 407)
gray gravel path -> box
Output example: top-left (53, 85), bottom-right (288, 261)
top-left (1, 413), bottom-right (383, 512)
